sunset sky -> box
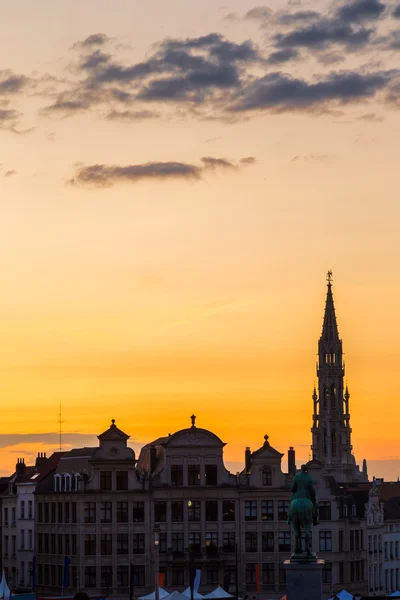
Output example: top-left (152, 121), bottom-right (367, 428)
top-left (0, 0), bottom-right (399, 480)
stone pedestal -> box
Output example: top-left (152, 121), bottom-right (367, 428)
top-left (284, 558), bottom-right (325, 600)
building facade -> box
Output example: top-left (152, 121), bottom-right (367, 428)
top-left (1, 453), bottom-right (63, 592)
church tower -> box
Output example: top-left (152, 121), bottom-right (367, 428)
top-left (311, 272), bottom-right (367, 483)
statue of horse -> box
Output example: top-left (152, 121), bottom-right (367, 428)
top-left (287, 464), bottom-right (318, 555)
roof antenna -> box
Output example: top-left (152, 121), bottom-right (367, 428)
top-left (58, 400), bottom-right (64, 452)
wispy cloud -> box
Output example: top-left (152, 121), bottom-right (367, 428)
top-left (68, 156), bottom-right (255, 188)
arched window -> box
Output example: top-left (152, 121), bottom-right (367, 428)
top-left (344, 504), bottom-right (348, 517)
top-left (331, 384), bottom-right (336, 410)
top-left (352, 504), bottom-right (357, 517)
top-left (262, 467), bottom-right (272, 486)
top-left (64, 473), bottom-right (72, 492)
top-left (54, 473), bottom-right (61, 492)
top-left (331, 429), bottom-right (337, 458)
top-left (74, 473), bottom-right (80, 491)
top-left (323, 428), bottom-right (328, 457)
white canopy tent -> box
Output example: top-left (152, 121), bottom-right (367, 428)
top-left (139, 588), bottom-right (170, 600)
top-left (182, 587), bottom-right (203, 599)
top-left (334, 591), bottom-right (354, 600)
top-left (163, 592), bottom-right (192, 600)
top-left (203, 587), bottom-right (233, 599)
top-left (0, 572), bottom-right (10, 600)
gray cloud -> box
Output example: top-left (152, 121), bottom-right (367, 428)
top-left (277, 10), bottom-right (321, 25)
top-left (356, 111), bottom-right (384, 121)
top-left (69, 156), bottom-right (255, 188)
top-left (73, 33), bottom-right (111, 49)
top-left (274, 19), bottom-right (373, 49)
top-left (266, 48), bottom-right (299, 64)
top-left (245, 6), bottom-right (273, 20)
top-left (335, 0), bottom-right (386, 23)
top-left (394, 4), bottom-right (400, 17)
top-left (231, 70), bottom-right (390, 113)
top-left (0, 70), bottom-right (30, 95)
top-left (105, 109), bottom-right (160, 122)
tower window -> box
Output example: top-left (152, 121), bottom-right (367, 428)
top-left (332, 429), bottom-right (337, 458)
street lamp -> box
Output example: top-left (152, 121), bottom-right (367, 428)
top-left (154, 525), bottom-right (161, 600)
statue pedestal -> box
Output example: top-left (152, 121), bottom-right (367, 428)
top-left (284, 558), bottom-right (324, 600)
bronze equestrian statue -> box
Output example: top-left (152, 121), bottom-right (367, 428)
top-left (287, 464), bottom-right (318, 556)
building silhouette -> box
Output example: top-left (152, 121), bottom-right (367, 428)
top-left (3, 275), bottom-right (400, 599)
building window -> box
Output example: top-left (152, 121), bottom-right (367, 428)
top-left (188, 464), bottom-right (200, 486)
top-left (133, 533), bottom-right (145, 554)
top-left (20, 561), bottom-right (25, 585)
top-left (205, 464), bottom-right (218, 485)
top-left (117, 565), bottom-right (128, 588)
top-left (279, 531), bottom-right (291, 552)
top-left (339, 530), bottom-right (344, 552)
top-left (319, 501), bottom-right (331, 521)
top-left (85, 566), bottom-right (96, 588)
top-left (20, 529), bottom-right (25, 550)
top-left (101, 566), bottom-right (113, 589)
top-left (154, 501), bottom-right (167, 523)
top-left (57, 502), bottom-right (63, 523)
top-left (223, 500), bottom-right (235, 521)
top-left (322, 562), bottom-right (332, 584)
top-left (28, 501), bottom-right (33, 519)
top-left (339, 561), bottom-right (344, 584)
top-left (206, 532), bottom-right (218, 556)
top-left (171, 501), bottom-right (183, 522)
top-left (4, 507), bottom-right (8, 525)
top-left (159, 532), bottom-right (167, 554)
top-left (58, 533), bottom-right (63, 555)
top-left (71, 534), bottom-right (77, 556)
top-left (20, 501), bottom-right (25, 519)
top-left (42, 505), bottom-right (48, 524)
top-left (101, 534), bottom-right (112, 555)
top-left (172, 532), bottom-right (184, 554)
top-left (262, 532), bottom-right (274, 552)
top-left (171, 568), bottom-right (184, 586)
top-left (189, 532), bottom-right (201, 555)
top-left (133, 566), bottom-right (145, 587)
top-left (100, 502), bottom-right (112, 523)
top-left (319, 531), bottom-right (332, 552)
top-left (207, 567), bottom-right (219, 585)
top-left (65, 502), bottom-right (70, 523)
top-left (171, 465), bottom-right (183, 486)
top-left (28, 529), bottom-right (33, 550)
top-left (116, 471), bottom-right (128, 491)
top-left (117, 501), bottom-right (128, 523)
top-left (223, 532), bottom-right (236, 552)
top-left (12, 535), bottom-right (17, 556)
top-left (224, 566), bottom-right (236, 586)
top-left (350, 530), bottom-right (354, 551)
top-left (262, 468), bottom-right (272, 486)
top-left (188, 500), bottom-right (201, 521)
top-left (84, 502), bottom-right (96, 523)
top-left (278, 500), bottom-right (290, 521)
top-left (85, 534), bottom-right (96, 556)
top-left (65, 534), bottom-right (70, 555)
top-left (206, 500), bottom-right (218, 521)
top-left (245, 532), bottom-right (258, 552)
top-left (261, 500), bottom-right (274, 521)
top-left (279, 564), bottom-right (286, 584)
top-left (245, 500), bottom-right (257, 521)
top-left (117, 533), bottom-right (128, 555)
top-left (50, 533), bottom-right (56, 554)
top-left (100, 471), bottom-right (112, 491)
top-left (133, 501), bottom-right (145, 522)
top-left (50, 502), bottom-right (56, 523)
top-left (245, 564), bottom-right (256, 585)
top-left (263, 563), bottom-right (274, 585)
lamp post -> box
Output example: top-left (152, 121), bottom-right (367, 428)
top-left (154, 525), bottom-right (160, 600)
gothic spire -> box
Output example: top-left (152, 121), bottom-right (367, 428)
top-left (321, 271), bottom-right (340, 343)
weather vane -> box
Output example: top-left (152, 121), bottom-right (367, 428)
top-left (326, 270), bottom-right (333, 283)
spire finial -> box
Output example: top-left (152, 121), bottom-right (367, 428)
top-left (111, 419), bottom-right (115, 427)
top-left (190, 414), bottom-right (196, 428)
top-left (326, 270), bottom-right (333, 284)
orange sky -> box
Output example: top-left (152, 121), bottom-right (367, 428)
top-left (0, 0), bottom-right (399, 480)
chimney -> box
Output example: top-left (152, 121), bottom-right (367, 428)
top-left (35, 452), bottom-right (48, 469)
top-left (288, 447), bottom-right (296, 475)
top-left (15, 458), bottom-right (26, 476)
top-left (150, 447), bottom-right (157, 474)
top-left (245, 447), bottom-right (252, 474)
